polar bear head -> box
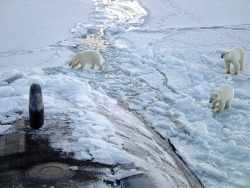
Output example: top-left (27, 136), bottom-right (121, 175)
top-left (209, 92), bottom-right (220, 103)
top-left (221, 50), bottom-right (230, 60)
top-left (69, 54), bottom-right (79, 67)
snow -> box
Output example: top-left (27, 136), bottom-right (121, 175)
top-left (69, 166), bottom-right (79, 171)
top-left (104, 168), bottom-right (144, 183)
top-left (0, 0), bottom-right (92, 53)
top-left (0, 125), bottom-right (14, 135)
top-left (0, 0), bottom-right (92, 71)
top-left (143, 0), bottom-right (250, 29)
top-left (0, 0), bottom-right (250, 187)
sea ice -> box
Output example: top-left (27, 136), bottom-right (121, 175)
top-left (0, 0), bottom-right (249, 187)
top-left (0, 125), bottom-right (14, 135)
top-left (104, 169), bottom-right (144, 182)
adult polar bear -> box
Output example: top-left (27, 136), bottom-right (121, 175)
top-left (209, 84), bottom-right (234, 113)
top-left (69, 50), bottom-right (104, 70)
top-left (221, 47), bottom-right (246, 75)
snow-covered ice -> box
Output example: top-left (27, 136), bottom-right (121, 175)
top-left (69, 166), bottom-right (79, 171)
top-left (104, 168), bottom-right (144, 183)
top-left (0, 0), bottom-right (249, 187)
top-left (0, 125), bottom-right (14, 135)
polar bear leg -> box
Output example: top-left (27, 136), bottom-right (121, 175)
top-left (212, 102), bottom-right (217, 109)
top-left (78, 62), bottom-right (85, 69)
top-left (95, 60), bottom-right (103, 70)
top-left (225, 99), bottom-right (232, 109)
top-left (98, 64), bottom-right (103, 70)
top-left (233, 61), bottom-right (240, 75)
top-left (217, 101), bottom-right (225, 113)
top-left (90, 63), bottom-right (95, 69)
top-left (225, 61), bottom-right (231, 74)
top-left (72, 62), bottom-right (80, 69)
top-left (239, 51), bottom-right (246, 71)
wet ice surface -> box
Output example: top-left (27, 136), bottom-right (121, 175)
top-left (0, 0), bottom-right (250, 187)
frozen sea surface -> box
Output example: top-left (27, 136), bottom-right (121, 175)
top-left (0, 0), bottom-right (250, 187)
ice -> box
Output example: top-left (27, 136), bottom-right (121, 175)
top-left (0, 117), bottom-right (17, 125)
top-left (77, 137), bottom-right (108, 150)
top-left (0, 69), bottom-right (133, 165)
top-left (69, 166), bottom-right (78, 171)
top-left (0, 97), bottom-right (28, 114)
top-left (0, 125), bottom-right (14, 135)
top-left (106, 25), bottom-right (126, 34)
top-left (0, 86), bottom-right (15, 98)
top-left (175, 96), bottom-right (195, 110)
top-left (1, 70), bottom-right (23, 84)
top-left (100, 0), bottom-right (249, 186)
top-left (104, 169), bottom-right (144, 182)
top-left (0, 0), bottom-right (249, 187)
top-left (0, 0), bottom-right (92, 53)
top-left (90, 150), bottom-right (115, 165)
top-left (74, 151), bottom-right (93, 161)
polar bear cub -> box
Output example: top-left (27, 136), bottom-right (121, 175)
top-left (221, 47), bottom-right (246, 75)
top-left (69, 50), bottom-right (104, 70)
top-left (209, 84), bottom-right (234, 113)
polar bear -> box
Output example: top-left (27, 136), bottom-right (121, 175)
top-left (209, 84), bottom-right (234, 113)
top-left (221, 47), bottom-right (246, 75)
top-left (69, 50), bottom-right (104, 70)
